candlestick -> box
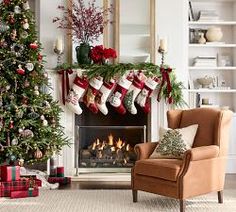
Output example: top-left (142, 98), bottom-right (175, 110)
top-left (159, 38), bottom-right (167, 52)
top-left (54, 37), bottom-right (64, 66)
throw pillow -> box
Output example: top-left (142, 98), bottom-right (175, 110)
top-left (150, 124), bottom-right (198, 159)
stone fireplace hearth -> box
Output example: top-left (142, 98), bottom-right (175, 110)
top-left (47, 70), bottom-right (166, 178)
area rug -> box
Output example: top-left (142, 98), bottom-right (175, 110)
top-left (0, 189), bottom-right (236, 212)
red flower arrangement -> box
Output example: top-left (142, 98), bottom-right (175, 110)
top-left (53, 0), bottom-right (112, 44)
top-left (90, 45), bottom-right (117, 64)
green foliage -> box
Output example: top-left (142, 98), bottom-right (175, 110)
top-left (0, 0), bottom-right (69, 164)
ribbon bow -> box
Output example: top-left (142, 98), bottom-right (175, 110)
top-left (157, 67), bottom-right (172, 102)
top-left (58, 69), bottom-right (73, 105)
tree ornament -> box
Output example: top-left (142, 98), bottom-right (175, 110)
top-left (40, 115), bottom-right (45, 120)
top-left (0, 39), bottom-right (7, 48)
top-left (22, 18), bottom-right (29, 29)
top-left (28, 111), bottom-right (39, 119)
top-left (14, 6), bottom-right (21, 14)
top-left (11, 43), bottom-right (23, 57)
top-left (9, 120), bottom-right (14, 129)
top-left (34, 148), bottom-right (43, 159)
top-left (18, 158), bottom-right (24, 167)
top-left (16, 65), bottom-right (25, 75)
top-left (0, 22), bottom-right (10, 32)
top-left (11, 138), bottom-right (18, 145)
top-left (34, 85), bottom-right (39, 95)
top-left (3, 0), bottom-right (11, 5)
top-left (8, 13), bottom-right (15, 24)
top-left (9, 154), bottom-right (16, 162)
top-left (43, 119), bottom-right (48, 126)
top-left (21, 95), bottom-right (28, 105)
top-left (38, 54), bottom-right (43, 62)
top-left (25, 62), bottom-right (34, 71)
top-left (20, 31), bottom-right (28, 39)
top-left (19, 128), bottom-right (34, 138)
top-left (10, 29), bottom-right (17, 40)
top-left (24, 80), bottom-right (30, 87)
top-left (51, 118), bottom-right (56, 127)
top-left (29, 42), bottom-right (38, 49)
top-left (23, 1), bottom-right (30, 10)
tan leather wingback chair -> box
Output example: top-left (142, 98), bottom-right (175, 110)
top-left (131, 108), bottom-right (233, 212)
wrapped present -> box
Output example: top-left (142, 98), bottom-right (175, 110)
top-left (10, 187), bottom-right (39, 198)
top-left (48, 177), bottom-right (71, 185)
top-left (56, 167), bottom-right (64, 177)
top-left (0, 178), bottom-right (39, 197)
top-left (20, 176), bottom-right (42, 187)
top-left (1, 166), bottom-right (20, 182)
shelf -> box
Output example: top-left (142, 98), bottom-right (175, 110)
top-left (189, 21), bottom-right (236, 25)
top-left (189, 66), bottom-right (236, 70)
top-left (188, 89), bottom-right (236, 93)
top-left (189, 44), bottom-right (236, 47)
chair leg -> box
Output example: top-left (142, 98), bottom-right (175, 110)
top-left (132, 190), bottom-right (138, 202)
top-left (218, 190), bottom-right (223, 204)
top-left (180, 199), bottom-right (186, 212)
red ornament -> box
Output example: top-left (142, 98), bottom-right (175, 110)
top-left (16, 65), bottom-right (25, 75)
top-left (29, 42), bottom-right (38, 50)
top-left (37, 54), bottom-right (43, 61)
top-left (9, 120), bottom-right (14, 129)
top-left (3, 0), bottom-right (11, 5)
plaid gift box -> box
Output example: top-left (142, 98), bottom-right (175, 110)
top-left (48, 177), bottom-right (71, 185)
top-left (1, 166), bottom-right (20, 182)
top-left (20, 176), bottom-right (42, 187)
top-left (56, 167), bottom-right (64, 177)
top-left (10, 187), bottom-right (39, 199)
top-left (0, 178), bottom-right (40, 197)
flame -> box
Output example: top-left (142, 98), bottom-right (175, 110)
top-left (108, 134), bottom-right (113, 146)
top-left (116, 138), bottom-right (125, 149)
top-left (126, 144), bottom-right (130, 151)
top-left (96, 138), bottom-right (100, 146)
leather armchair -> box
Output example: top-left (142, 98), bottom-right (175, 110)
top-left (131, 108), bottom-right (233, 212)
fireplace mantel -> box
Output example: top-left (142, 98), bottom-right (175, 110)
top-left (47, 69), bottom-right (167, 177)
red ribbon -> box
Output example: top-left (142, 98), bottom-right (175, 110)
top-left (58, 69), bottom-right (73, 105)
top-left (157, 67), bottom-right (172, 102)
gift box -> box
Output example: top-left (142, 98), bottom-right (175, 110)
top-left (48, 177), bottom-right (71, 185)
top-left (20, 176), bottom-right (42, 187)
top-left (0, 178), bottom-right (40, 197)
top-left (10, 187), bottom-right (39, 198)
top-left (56, 167), bottom-right (64, 177)
top-left (1, 166), bottom-right (20, 182)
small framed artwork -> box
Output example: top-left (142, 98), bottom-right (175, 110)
top-left (189, 1), bottom-right (195, 21)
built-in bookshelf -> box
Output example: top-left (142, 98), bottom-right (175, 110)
top-left (188, 0), bottom-right (236, 112)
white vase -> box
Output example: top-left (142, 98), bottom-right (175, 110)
top-left (206, 27), bottom-right (223, 42)
top-left (198, 33), bottom-right (206, 44)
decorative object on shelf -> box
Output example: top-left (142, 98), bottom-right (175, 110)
top-left (197, 76), bottom-right (213, 88)
top-left (188, 1), bottom-right (195, 21)
top-left (54, 37), bottom-right (64, 66)
top-left (198, 32), bottom-right (206, 44)
top-left (53, 0), bottom-right (113, 64)
top-left (90, 45), bottom-right (117, 65)
top-left (202, 98), bottom-right (209, 105)
top-left (218, 54), bottom-right (232, 67)
top-left (206, 27), bottom-right (223, 42)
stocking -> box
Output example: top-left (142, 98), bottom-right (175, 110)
top-left (136, 77), bottom-right (159, 113)
top-left (109, 76), bottom-right (132, 115)
top-left (96, 79), bottom-right (116, 115)
top-left (123, 72), bottom-right (146, 114)
top-left (66, 75), bottom-right (88, 115)
top-left (83, 77), bottom-right (103, 113)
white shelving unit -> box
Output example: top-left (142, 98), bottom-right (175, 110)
top-left (188, 0), bottom-right (236, 112)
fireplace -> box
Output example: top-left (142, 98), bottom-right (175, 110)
top-left (75, 104), bottom-right (149, 174)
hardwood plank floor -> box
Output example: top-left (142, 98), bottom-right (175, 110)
top-left (60, 174), bottom-right (236, 190)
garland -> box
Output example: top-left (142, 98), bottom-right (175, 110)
top-left (56, 63), bottom-right (187, 108)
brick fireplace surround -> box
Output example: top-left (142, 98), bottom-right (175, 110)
top-left (47, 70), bottom-right (167, 180)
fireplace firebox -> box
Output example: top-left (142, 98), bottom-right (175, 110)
top-left (75, 104), bottom-right (149, 174)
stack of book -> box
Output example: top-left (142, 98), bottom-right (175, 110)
top-left (193, 56), bottom-right (217, 67)
top-left (198, 10), bottom-right (220, 22)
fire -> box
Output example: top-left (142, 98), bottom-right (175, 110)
top-left (108, 134), bottom-right (113, 146)
top-left (116, 138), bottom-right (125, 149)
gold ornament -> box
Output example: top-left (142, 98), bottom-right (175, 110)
top-left (34, 148), bottom-right (43, 159)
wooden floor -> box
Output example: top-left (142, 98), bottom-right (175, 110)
top-left (60, 174), bottom-right (236, 190)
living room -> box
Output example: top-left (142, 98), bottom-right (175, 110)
top-left (0, 0), bottom-right (235, 211)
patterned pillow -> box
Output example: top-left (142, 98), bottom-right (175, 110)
top-left (150, 124), bottom-right (198, 159)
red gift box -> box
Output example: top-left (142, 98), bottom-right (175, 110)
top-left (10, 187), bottom-right (39, 198)
top-left (48, 177), bottom-right (71, 185)
top-left (56, 167), bottom-right (64, 177)
top-left (1, 166), bottom-right (20, 182)
top-left (0, 178), bottom-right (40, 197)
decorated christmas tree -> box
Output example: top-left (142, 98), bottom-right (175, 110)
top-left (0, 0), bottom-right (69, 164)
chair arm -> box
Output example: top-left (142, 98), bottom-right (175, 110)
top-left (134, 142), bottom-right (158, 160)
top-left (184, 145), bottom-right (219, 161)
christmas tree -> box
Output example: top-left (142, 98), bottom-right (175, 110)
top-left (0, 0), bottom-right (69, 164)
